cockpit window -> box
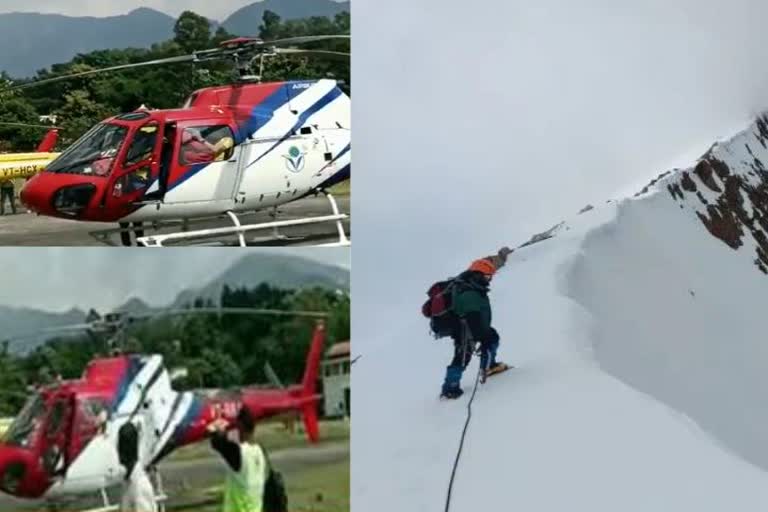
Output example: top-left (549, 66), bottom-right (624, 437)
top-left (47, 123), bottom-right (128, 176)
top-left (77, 398), bottom-right (109, 436)
top-left (45, 401), bottom-right (67, 437)
top-left (124, 122), bottom-right (159, 167)
top-left (179, 126), bottom-right (235, 165)
top-left (3, 393), bottom-right (45, 448)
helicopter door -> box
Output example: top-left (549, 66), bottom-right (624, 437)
top-left (106, 121), bottom-right (162, 208)
top-left (237, 125), bottom-right (325, 209)
top-left (41, 395), bottom-right (75, 479)
top-left (68, 397), bottom-right (109, 464)
top-left (154, 122), bottom-right (177, 200)
top-left (163, 124), bottom-right (237, 204)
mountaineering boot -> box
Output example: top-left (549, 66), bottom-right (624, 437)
top-left (441, 365), bottom-right (464, 399)
top-left (440, 384), bottom-right (464, 399)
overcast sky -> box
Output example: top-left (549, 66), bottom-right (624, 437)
top-left (0, 248), bottom-right (348, 312)
top-left (353, 0), bottom-right (768, 332)
top-left (0, 0), bottom-right (347, 19)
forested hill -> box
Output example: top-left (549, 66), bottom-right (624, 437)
top-left (0, 9), bottom-right (350, 151)
top-left (0, 0), bottom-right (349, 78)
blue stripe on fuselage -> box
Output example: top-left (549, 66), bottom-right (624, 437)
top-left (166, 81), bottom-right (304, 192)
top-left (318, 162), bottom-right (350, 190)
top-left (244, 86), bottom-right (343, 171)
top-left (171, 394), bottom-right (203, 443)
top-left (315, 143), bottom-right (350, 175)
top-left (111, 357), bottom-right (144, 412)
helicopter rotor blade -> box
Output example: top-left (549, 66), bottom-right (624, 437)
top-left (260, 35), bottom-right (350, 47)
top-left (7, 324), bottom-right (93, 341)
top-left (4, 54), bottom-right (197, 92)
top-left (131, 307), bottom-right (329, 321)
top-left (4, 323), bottom-right (94, 352)
top-left (0, 122), bottom-right (62, 130)
top-left (1, 34), bottom-right (350, 94)
top-left (273, 48), bottom-right (351, 60)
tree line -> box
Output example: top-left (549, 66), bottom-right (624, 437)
top-left (0, 9), bottom-right (350, 152)
top-left (0, 283), bottom-right (350, 416)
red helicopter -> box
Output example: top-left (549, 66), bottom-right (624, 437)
top-left (0, 311), bottom-right (329, 504)
top-left (4, 36), bottom-right (350, 246)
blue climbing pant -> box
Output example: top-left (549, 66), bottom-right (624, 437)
top-left (442, 326), bottom-right (500, 391)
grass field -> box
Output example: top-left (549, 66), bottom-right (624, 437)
top-left (173, 459), bottom-right (349, 512)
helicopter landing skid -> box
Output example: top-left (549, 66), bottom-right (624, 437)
top-left (134, 192), bottom-right (349, 247)
top-left (87, 193), bottom-right (349, 247)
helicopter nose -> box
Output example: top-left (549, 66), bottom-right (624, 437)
top-left (0, 446), bottom-right (48, 498)
top-left (21, 174), bottom-right (97, 218)
top-left (19, 174), bottom-right (51, 214)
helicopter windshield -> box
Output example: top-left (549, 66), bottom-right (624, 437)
top-left (47, 123), bottom-right (128, 176)
top-left (3, 393), bottom-right (45, 448)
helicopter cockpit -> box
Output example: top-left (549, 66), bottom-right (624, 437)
top-left (3, 393), bottom-right (45, 449)
top-left (0, 388), bottom-right (106, 498)
top-left (46, 123), bottom-right (128, 176)
top-left (0, 390), bottom-right (73, 498)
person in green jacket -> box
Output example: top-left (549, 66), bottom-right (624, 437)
top-left (208, 408), bottom-right (268, 512)
top-left (441, 247), bottom-right (513, 399)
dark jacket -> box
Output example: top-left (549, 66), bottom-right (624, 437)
top-left (452, 271), bottom-right (495, 343)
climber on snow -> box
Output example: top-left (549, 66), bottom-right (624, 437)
top-left (422, 247), bottom-right (514, 399)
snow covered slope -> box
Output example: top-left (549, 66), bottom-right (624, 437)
top-left (352, 115), bottom-right (768, 510)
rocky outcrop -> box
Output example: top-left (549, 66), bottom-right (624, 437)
top-left (660, 114), bottom-right (768, 274)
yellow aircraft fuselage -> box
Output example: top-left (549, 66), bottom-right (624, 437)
top-left (0, 152), bottom-right (59, 180)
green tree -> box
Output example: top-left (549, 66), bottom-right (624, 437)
top-left (212, 26), bottom-right (235, 45)
top-left (259, 11), bottom-right (282, 40)
top-left (53, 89), bottom-right (114, 145)
top-left (0, 97), bottom-right (41, 150)
top-left (174, 11), bottom-right (212, 52)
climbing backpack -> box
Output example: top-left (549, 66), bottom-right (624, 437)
top-left (422, 278), bottom-right (459, 338)
top-left (261, 445), bottom-right (288, 512)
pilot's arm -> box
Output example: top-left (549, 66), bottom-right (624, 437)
top-left (208, 421), bottom-right (241, 471)
top-left (212, 137), bottom-right (234, 161)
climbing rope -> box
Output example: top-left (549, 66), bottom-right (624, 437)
top-left (444, 321), bottom-right (489, 512)
top-left (444, 361), bottom-right (484, 512)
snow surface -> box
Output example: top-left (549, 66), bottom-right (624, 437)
top-left (352, 117), bottom-right (768, 510)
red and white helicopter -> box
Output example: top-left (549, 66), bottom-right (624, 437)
top-left (0, 309), bottom-right (330, 507)
top-left (6, 36), bottom-right (351, 247)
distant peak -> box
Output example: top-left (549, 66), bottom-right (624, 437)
top-left (127, 7), bottom-right (167, 17)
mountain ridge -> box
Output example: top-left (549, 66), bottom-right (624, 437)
top-left (2, 253), bottom-right (348, 354)
top-left (354, 112), bottom-right (768, 510)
